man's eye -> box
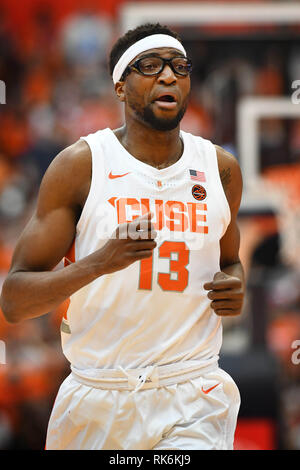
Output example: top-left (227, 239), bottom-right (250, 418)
top-left (141, 61), bottom-right (158, 68)
top-left (174, 60), bottom-right (187, 68)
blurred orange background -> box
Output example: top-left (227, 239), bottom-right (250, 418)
top-left (0, 0), bottom-right (299, 450)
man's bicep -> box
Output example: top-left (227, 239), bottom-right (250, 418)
top-left (10, 207), bottom-right (76, 273)
top-left (8, 141), bottom-right (90, 274)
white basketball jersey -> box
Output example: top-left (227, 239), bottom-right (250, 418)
top-left (61, 128), bottom-right (230, 370)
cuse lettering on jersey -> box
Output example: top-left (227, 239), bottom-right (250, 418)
top-left (108, 197), bottom-right (208, 234)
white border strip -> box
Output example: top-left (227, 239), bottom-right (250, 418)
top-left (120, 2), bottom-right (300, 32)
top-left (237, 97), bottom-right (300, 184)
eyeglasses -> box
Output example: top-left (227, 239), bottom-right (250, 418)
top-left (121, 55), bottom-right (193, 80)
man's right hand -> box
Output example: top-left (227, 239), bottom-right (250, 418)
top-left (98, 212), bottom-right (157, 275)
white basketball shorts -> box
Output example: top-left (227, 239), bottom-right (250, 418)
top-left (45, 363), bottom-right (240, 450)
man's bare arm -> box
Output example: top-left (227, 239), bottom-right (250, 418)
top-left (0, 141), bottom-right (157, 323)
top-left (0, 140), bottom-right (92, 322)
top-left (204, 146), bottom-right (245, 316)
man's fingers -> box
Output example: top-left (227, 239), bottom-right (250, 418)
top-left (203, 282), bottom-right (213, 291)
top-left (116, 212), bottom-right (157, 240)
top-left (128, 250), bottom-right (154, 260)
top-left (203, 272), bottom-right (232, 290)
top-left (131, 212), bottom-right (157, 239)
top-left (204, 276), bottom-right (242, 291)
top-left (211, 299), bottom-right (243, 310)
top-left (131, 240), bottom-right (157, 251)
top-left (207, 290), bottom-right (243, 300)
top-left (204, 272), bottom-right (244, 317)
top-left (213, 278), bottom-right (242, 290)
top-left (213, 272), bottom-right (228, 281)
top-left (134, 212), bottom-right (153, 229)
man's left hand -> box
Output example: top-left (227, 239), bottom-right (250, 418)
top-left (203, 272), bottom-right (244, 316)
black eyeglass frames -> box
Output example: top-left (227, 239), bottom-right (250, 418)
top-left (121, 56), bottom-right (193, 81)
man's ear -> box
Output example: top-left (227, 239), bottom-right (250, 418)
top-left (115, 81), bottom-right (125, 102)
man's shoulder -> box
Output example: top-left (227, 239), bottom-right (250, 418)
top-left (38, 139), bottom-right (92, 211)
top-left (45, 139), bottom-right (92, 186)
top-left (55, 139), bottom-right (92, 167)
top-left (214, 144), bottom-right (239, 169)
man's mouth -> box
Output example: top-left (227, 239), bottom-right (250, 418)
top-left (153, 94), bottom-right (177, 109)
top-left (157, 95), bottom-right (176, 102)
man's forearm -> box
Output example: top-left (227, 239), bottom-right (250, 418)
top-left (0, 253), bottom-right (105, 323)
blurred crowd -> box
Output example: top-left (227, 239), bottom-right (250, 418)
top-left (0, 1), bottom-right (299, 450)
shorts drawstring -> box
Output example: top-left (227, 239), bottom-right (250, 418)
top-left (118, 365), bottom-right (157, 394)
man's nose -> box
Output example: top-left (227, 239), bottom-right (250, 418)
top-left (157, 64), bottom-right (177, 84)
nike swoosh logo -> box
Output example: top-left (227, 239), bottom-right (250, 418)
top-left (201, 383), bottom-right (220, 394)
top-left (109, 171), bottom-right (130, 179)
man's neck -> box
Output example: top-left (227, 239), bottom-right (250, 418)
top-left (113, 122), bottom-right (183, 170)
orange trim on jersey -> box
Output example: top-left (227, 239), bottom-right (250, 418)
top-left (108, 196), bottom-right (117, 207)
top-left (64, 239), bottom-right (75, 266)
top-left (60, 239), bottom-right (76, 320)
top-left (61, 298), bottom-right (70, 320)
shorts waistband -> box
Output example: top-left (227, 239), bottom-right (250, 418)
top-left (70, 359), bottom-right (218, 393)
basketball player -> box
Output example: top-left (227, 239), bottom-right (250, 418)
top-left (0, 23), bottom-right (245, 450)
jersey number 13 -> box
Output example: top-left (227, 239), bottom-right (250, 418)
top-left (138, 240), bottom-right (189, 292)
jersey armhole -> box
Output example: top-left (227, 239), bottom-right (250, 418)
top-left (209, 142), bottom-right (231, 234)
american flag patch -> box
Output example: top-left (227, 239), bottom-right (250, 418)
top-left (189, 169), bottom-right (206, 182)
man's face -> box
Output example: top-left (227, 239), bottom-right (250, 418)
top-left (120, 47), bottom-right (191, 131)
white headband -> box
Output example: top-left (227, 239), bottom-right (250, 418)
top-left (112, 34), bottom-right (186, 84)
